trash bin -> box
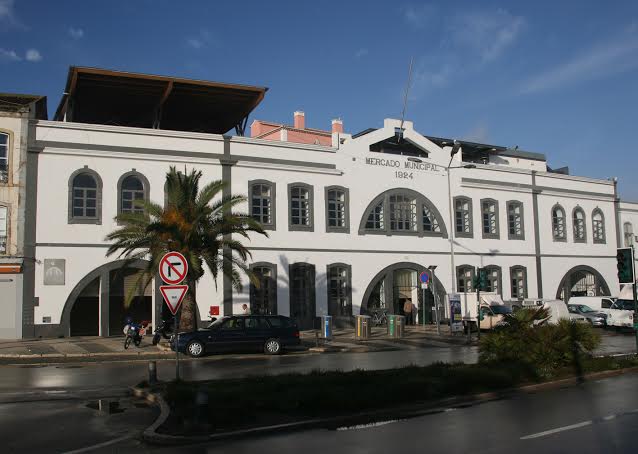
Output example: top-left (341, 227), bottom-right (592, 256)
top-left (321, 315), bottom-right (333, 340)
top-left (388, 315), bottom-right (405, 339)
top-left (355, 315), bottom-right (371, 340)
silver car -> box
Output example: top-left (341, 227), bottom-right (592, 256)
top-left (568, 304), bottom-right (607, 327)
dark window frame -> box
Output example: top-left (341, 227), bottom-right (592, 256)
top-left (506, 200), bottom-right (525, 240)
top-left (572, 206), bottom-right (587, 243)
top-left (483, 265), bottom-right (503, 295)
top-left (510, 266), bottom-right (528, 300)
top-left (592, 208), bottom-right (606, 244)
top-left (454, 196), bottom-right (473, 238)
top-left (326, 263), bottom-right (352, 317)
top-left (249, 262), bottom-right (278, 315)
top-left (480, 198), bottom-right (500, 239)
top-left (116, 170), bottom-right (150, 222)
top-left (359, 188), bottom-right (448, 238)
top-left (249, 180), bottom-right (276, 231)
top-left (551, 204), bottom-right (567, 242)
top-left (68, 166), bottom-right (103, 225)
top-left (288, 182), bottom-right (314, 232)
top-left (456, 265), bottom-right (475, 293)
top-left (325, 186), bottom-right (350, 233)
top-left (0, 131), bottom-right (9, 184)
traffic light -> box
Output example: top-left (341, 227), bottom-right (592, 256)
top-left (616, 247), bottom-right (635, 284)
top-left (473, 267), bottom-right (489, 291)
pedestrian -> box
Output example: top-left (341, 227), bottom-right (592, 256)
top-left (412, 302), bottom-right (418, 325)
top-left (242, 303), bottom-right (250, 315)
top-left (403, 299), bottom-right (413, 325)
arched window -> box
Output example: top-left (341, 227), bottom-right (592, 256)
top-left (68, 167), bottom-right (103, 224)
top-left (117, 171), bottom-right (149, 218)
top-left (249, 180), bottom-right (276, 230)
top-left (592, 209), bottom-right (605, 243)
top-left (551, 204), bottom-right (566, 241)
top-left (325, 186), bottom-right (349, 233)
top-left (481, 199), bottom-right (499, 239)
top-left (484, 265), bottom-right (502, 294)
top-left (249, 262), bottom-right (277, 315)
top-left (457, 265), bottom-right (475, 293)
top-left (510, 266), bottom-right (527, 300)
top-left (454, 196), bottom-right (473, 238)
top-left (507, 201), bottom-right (524, 240)
top-left (359, 189), bottom-right (447, 237)
top-left (624, 222), bottom-right (634, 247)
top-left (0, 132), bottom-right (9, 183)
top-left (572, 207), bottom-right (586, 243)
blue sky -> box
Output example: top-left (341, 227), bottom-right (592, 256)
top-left (2, 0), bottom-right (638, 198)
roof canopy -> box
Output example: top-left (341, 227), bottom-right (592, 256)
top-left (54, 67), bottom-right (268, 135)
top-left (0, 93), bottom-right (47, 119)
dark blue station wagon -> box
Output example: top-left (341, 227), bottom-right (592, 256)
top-left (172, 315), bottom-right (301, 357)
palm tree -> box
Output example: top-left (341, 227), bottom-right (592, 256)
top-left (105, 167), bottom-right (267, 331)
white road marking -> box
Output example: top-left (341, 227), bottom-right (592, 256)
top-left (61, 434), bottom-right (133, 454)
top-left (337, 419), bottom-right (401, 431)
top-left (520, 421), bottom-right (593, 440)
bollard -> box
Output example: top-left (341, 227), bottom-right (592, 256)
top-left (148, 360), bottom-right (157, 385)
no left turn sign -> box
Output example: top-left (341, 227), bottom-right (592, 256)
top-left (159, 251), bottom-right (188, 285)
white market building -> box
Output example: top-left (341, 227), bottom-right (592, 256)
top-left (10, 67), bottom-right (638, 338)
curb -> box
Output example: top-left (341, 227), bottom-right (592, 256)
top-left (138, 365), bottom-right (638, 445)
top-left (0, 350), bottom-right (173, 360)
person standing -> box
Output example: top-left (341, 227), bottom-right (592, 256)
top-left (242, 303), bottom-right (250, 315)
top-left (403, 299), bottom-right (413, 325)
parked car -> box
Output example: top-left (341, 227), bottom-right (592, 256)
top-left (522, 299), bottom-right (572, 324)
top-left (567, 304), bottom-right (606, 326)
top-left (600, 299), bottom-right (635, 330)
top-left (479, 304), bottom-right (512, 330)
top-left (171, 315), bottom-right (301, 357)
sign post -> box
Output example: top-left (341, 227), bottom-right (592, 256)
top-left (419, 271), bottom-right (429, 328)
top-left (159, 251), bottom-right (188, 381)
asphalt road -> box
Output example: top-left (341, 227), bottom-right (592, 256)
top-left (0, 345), bottom-right (479, 394)
top-left (119, 372), bottom-right (638, 454)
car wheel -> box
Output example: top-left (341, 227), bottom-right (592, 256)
top-left (264, 338), bottom-right (282, 355)
top-left (187, 340), bottom-right (204, 358)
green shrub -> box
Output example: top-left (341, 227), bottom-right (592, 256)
top-left (478, 307), bottom-right (601, 380)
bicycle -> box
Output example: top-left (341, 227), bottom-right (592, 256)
top-left (371, 309), bottom-right (388, 326)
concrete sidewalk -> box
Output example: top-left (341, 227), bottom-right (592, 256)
top-left (0, 335), bottom-right (172, 359)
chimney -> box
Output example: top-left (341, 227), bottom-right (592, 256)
top-left (331, 118), bottom-right (343, 134)
top-left (294, 111), bottom-right (305, 129)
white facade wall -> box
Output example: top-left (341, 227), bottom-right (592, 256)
top-left (28, 118), bottom-right (626, 336)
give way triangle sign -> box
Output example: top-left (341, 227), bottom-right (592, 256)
top-left (159, 285), bottom-right (189, 315)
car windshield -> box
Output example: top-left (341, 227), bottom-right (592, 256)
top-left (490, 305), bottom-right (512, 315)
top-left (207, 317), bottom-right (228, 329)
top-left (579, 305), bottom-right (595, 313)
top-left (615, 300), bottom-right (635, 310)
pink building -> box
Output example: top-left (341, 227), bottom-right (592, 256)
top-left (250, 111), bottom-right (344, 146)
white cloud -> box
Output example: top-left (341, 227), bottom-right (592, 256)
top-left (25, 48), bottom-right (42, 62)
top-left (355, 48), bottom-right (368, 58)
top-left (521, 28), bottom-right (638, 94)
top-left (402, 4), bottom-right (436, 29)
top-left (186, 29), bottom-right (217, 49)
top-left (69, 27), bottom-right (84, 39)
top-left (408, 61), bottom-right (455, 100)
top-left (0, 47), bottom-right (20, 61)
top-left (452, 9), bottom-right (525, 62)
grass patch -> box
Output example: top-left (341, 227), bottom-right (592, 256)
top-left (159, 355), bottom-right (637, 435)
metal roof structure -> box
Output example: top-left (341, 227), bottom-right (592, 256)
top-left (53, 66), bottom-right (268, 135)
top-left (0, 93), bottom-right (48, 119)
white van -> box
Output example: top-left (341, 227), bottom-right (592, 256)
top-left (521, 299), bottom-right (579, 324)
top-left (568, 296), bottom-right (615, 311)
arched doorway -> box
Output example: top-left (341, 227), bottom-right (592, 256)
top-left (61, 259), bottom-right (157, 337)
top-left (361, 262), bottom-right (446, 324)
top-left (556, 265), bottom-right (611, 303)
